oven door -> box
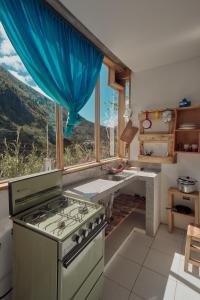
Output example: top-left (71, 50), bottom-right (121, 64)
top-left (58, 227), bottom-right (105, 300)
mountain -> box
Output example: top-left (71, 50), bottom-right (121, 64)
top-left (0, 66), bottom-right (108, 153)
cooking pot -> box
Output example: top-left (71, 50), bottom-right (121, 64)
top-left (177, 176), bottom-right (197, 193)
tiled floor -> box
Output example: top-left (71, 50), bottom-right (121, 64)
top-left (102, 217), bottom-right (200, 300)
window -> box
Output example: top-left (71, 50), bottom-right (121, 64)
top-left (0, 23), bottom-right (56, 180)
top-left (63, 90), bottom-right (95, 167)
top-left (100, 64), bottom-right (119, 159)
top-left (0, 23), bottom-right (128, 180)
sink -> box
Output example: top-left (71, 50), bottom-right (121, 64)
top-left (100, 174), bottom-right (125, 181)
top-left (100, 172), bottom-right (132, 181)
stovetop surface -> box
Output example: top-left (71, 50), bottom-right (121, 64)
top-left (16, 195), bottom-right (102, 241)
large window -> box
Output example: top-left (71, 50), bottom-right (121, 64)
top-left (0, 23), bottom-right (128, 179)
top-left (100, 64), bottom-right (119, 159)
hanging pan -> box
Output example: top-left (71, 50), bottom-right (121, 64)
top-left (142, 111), bottom-right (152, 129)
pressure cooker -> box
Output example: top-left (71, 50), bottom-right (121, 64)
top-left (177, 176), bottom-right (197, 193)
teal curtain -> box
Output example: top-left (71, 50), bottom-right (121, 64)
top-left (0, 0), bottom-right (103, 136)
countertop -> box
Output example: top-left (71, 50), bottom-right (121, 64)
top-left (64, 169), bottom-right (160, 202)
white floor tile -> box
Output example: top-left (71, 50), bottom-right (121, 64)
top-left (101, 277), bottom-right (130, 300)
top-left (151, 236), bottom-right (183, 256)
top-left (119, 236), bottom-right (150, 265)
top-left (105, 255), bottom-right (141, 290)
top-left (175, 282), bottom-right (200, 300)
top-left (156, 224), bottom-right (185, 242)
top-left (129, 292), bottom-right (144, 300)
top-left (133, 267), bottom-right (167, 300)
top-left (163, 275), bottom-right (177, 300)
top-left (128, 231), bottom-right (153, 248)
top-left (144, 248), bottom-right (180, 277)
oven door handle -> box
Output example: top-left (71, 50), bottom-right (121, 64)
top-left (62, 221), bottom-right (107, 269)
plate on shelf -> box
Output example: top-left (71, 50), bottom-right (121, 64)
top-left (178, 123), bottom-right (198, 129)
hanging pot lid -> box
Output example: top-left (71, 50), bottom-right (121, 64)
top-left (177, 176), bottom-right (197, 185)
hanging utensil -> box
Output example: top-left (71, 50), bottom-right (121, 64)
top-left (142, 111), bottom-right (152, 129)
top-left (155, 111), bottom-right (160, 122)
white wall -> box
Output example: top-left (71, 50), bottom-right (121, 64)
top-left (130, 56), bottom-right (200, 228)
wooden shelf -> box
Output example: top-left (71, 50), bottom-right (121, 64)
top-left (175, 151), bottom-right (199, 154)
top-left (168, 187), bottom-right (199, 199)
top-left (168, 187), bottom-right (199, 232)
top-left (139, 133), bottom-right (173, 143)
top-left (172, 211), bottom-right (195, 218)
top-left (175, 129), bottom-right (200, 132)
top-left (138, 155), bottom-right (175, 164)
top-left (138, 108), bottom-right (175, 164)
top-left (138, 106), bottom-right (200, 163)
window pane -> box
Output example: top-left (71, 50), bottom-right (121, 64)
top-left (100, 64), bottom-right (119, 159)
top-left (0, 24), bottom-right (56, 180)
top-left (63, 90), bottom-right (95, 166)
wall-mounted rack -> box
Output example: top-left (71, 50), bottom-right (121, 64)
top-left (138, 105), bottom-right (200, 164)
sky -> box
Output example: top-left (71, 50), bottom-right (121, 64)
top-left (0, 23), bottom-right (118, 127)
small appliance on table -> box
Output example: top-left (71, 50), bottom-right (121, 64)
top-left (9, 170), bottom-right (106, 300)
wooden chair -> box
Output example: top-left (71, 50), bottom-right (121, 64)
top-left (184, 224), bottom-right (200, 271)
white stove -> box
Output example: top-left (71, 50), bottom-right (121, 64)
top-left (9, 170), bottom-right (106, 300)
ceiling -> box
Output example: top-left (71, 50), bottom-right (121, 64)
top-left (60, 0), bottom-right (200, 72)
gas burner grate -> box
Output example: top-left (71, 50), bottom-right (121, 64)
top-left (20, 196), bottom-right (99, 238)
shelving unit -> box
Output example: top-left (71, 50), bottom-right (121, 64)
top-left (174, 106), bottom-right (200, 154)
top-left (138, 105), bottom-right (200, 163)
top-left (138, 109), bottom-right (176, 164)
top-left (168, 187), bottom-right (199, 232)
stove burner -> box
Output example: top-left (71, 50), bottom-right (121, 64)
top-left (78, 205), bottom-right (88, 215)
top-left (21, 196), bottom-right (99, 238)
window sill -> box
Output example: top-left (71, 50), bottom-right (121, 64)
top-left (63, 157), bottom-right (122, 174)
top-left (0, 157), bottom-right (122, 190)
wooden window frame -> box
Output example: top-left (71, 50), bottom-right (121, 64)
top-left (0, 58), bottom-right (130, 187)
top-left (56, 57), bottom-right (129, 171)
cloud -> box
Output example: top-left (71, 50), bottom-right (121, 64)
top-left (0, 23), bottom-right (15, 56)
top-left (0, 55), bottom-right (26, 73)
top-left (0, 22), bottom-right (51, 100)
top-left (9, 70), bottom-right (32, 84)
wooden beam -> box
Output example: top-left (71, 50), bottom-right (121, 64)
top-left (108, 68), bottom-right (124, 91)
top-left (118, 89), bottom-right (126, 157)
top-left (95, 78), bottom-right (100, 162)
top-left (103, 57), bottom-right (124, 72)
top-left (56, 104), bottom-right (64, 169)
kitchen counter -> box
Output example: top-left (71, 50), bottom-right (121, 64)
top-left (64, 170), bottom-right (159, 201)
top-left (64, 169), bottom-right (161, 236)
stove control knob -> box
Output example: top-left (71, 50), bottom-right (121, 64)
top-left (72, 234), bottom-right (83, 244)
top-left (80, 229), bottom-right (89, 238)
top-left (88, 222), bottom-right (95, 230)
top-left (95, 217), bottom-right (101, 225)
top-left (100, 214), bottom-right (106, 221)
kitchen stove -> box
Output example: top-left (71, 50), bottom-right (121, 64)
top-left (9, 170), bottom-right (106, 300)
top-left (18, 193), bottom-right (104, 241)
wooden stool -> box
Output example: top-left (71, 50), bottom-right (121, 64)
top-left (184, 224), bottom-right (200, 271)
